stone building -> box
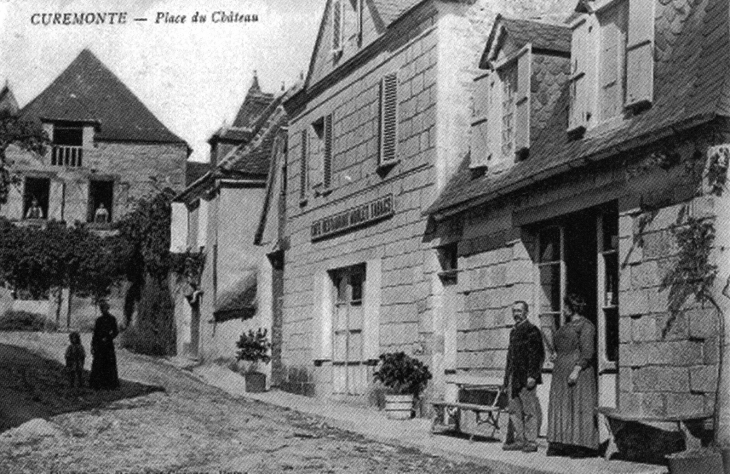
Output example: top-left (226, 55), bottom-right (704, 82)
top-left (172, 79), bottom-right (292, 379)
top-left (4, 49), bottom-right (189, 225)
top-left (428, 0), bottom-right (730, 448)
top-left (278, 0), bottom-right (574, 404)
top-left (1, 49), bottom-right (189, 328)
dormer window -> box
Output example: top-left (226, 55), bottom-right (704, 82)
top-left (470, 45), bottom-right (531, 169)
top-left (51, 121), bottom-right (84, 167)
top-left (569, 0), bottom-right (654, 133)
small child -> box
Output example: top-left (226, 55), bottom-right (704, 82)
top-left (65, 331), bottom-right (85, 388)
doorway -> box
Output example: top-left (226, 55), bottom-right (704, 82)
top-left (536, 203), bottom-right (619, 411)
top-left (331, 265), bottom-right (368, 396)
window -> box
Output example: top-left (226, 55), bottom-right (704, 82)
top-left (598, 1), bottom-right (628, 121)
top-left (500, 64), bottom-right (517, 159)
top-left (88, 180), bottom-right (114, 223)
top-left (437, 243), bottom-right (458, 283)
top-left (379, 72), bottom-right (398, 165)
top-left (307, 115), bottom-right (333, 193)
top-left (299, 130), bottom-right (307, 202)
top-left (569, 0), bottom-right (654, 132)
top-left (23, 177), bottom-right (50, 220)
top-left (51, 122), bottom-right (83, 167)
top-left (331, 265), bottom-right (367, 395)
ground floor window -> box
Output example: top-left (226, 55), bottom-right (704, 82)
top-left (331, 264), bottom-right (367, 395)
top-left (23, 177), bottom-right (50, 220)
top-left (88, 180), bottom-right (114, 223)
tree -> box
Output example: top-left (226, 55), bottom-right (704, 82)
top-left (0, 110), bottom-right (48, 204)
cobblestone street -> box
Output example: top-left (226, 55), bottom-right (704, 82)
top-left (0, 333), bottom-right (492, 474)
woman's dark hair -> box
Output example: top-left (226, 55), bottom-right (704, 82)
top-left (69, 331), bottom-right (81, 345)
top-left (564, 293), bottom-right (587, 315)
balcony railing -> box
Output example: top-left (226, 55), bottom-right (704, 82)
top-left (51, 145), bottom-right (83, 167)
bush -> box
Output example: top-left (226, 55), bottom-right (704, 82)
top-left (0, 310), bottom-right (56, 331)
top-left (373, 352), bottom-right (432, 397)
top-left (119, 276), bottom-right (176, 356)
top-left (235, 328), bottom-right (271, 372)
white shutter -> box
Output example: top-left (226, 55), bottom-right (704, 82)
top-left (313, 270), bottom-right (334, 361)
top-left (599, 4), bottom-right (627, 120)
top-left (625, 0), bottom-right (654, 108)
top-left (362, 259), bottom-right (381, 361)
top-left (470, 72), bottom-right (491, 169)
top-left (569, 17), bottom-right (593, 133)
top-left (514, 48), bottom-right (531, 157)
top-left (487, 74), bottom-right (503, 164)
top-left (379, 72), bottom-right (398, 164)
top-left (47, 180), bottom-right (64, 220)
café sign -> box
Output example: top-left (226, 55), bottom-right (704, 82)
top-left (311, 194), bottom-right (394, 241)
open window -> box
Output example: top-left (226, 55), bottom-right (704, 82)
top-left (51, 122), bottom-right (83, 167)
top-left (23, 177), bottom-right (50, 220)
top-left (88, 180), bottom-right (114, 223)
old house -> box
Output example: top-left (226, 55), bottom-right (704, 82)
top-left (172, 79), bottom-right (292, 382)
top-left (428, 0), bottom-right (730, 450)
top-left (1, 49), bottom-right (189, 327)
top-left (278, 0), bottom-right (574, 404)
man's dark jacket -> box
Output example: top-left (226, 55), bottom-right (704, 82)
top-left (503, 320), bottom-right (544, 397)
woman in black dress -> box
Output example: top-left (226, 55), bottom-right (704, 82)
top-left (89, 300), bottom-right (120, 390)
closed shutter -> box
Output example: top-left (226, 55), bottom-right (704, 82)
top-left (299, 129), bottom-right (307, 200)
top-left (362, 259), bottom-right (381, 361)
top-left (599, 3), bottom-right (627, 120)
top-left (324, 114), bottom-right (333, 189)
top-left (332, 0), bottom-right (343, 52)
top-left (487, 74), bottom-right (503, 164)
top-left (379, 72), bottom-right (398, 164)
top-left (514, 48), bottom-right (531, 157)
top-left (65, 181), bottom-right (88, 223)
top-left (568, 17), bottom-right (593, 133)
top-left (47, 180), bottom-right (64, 220)
top-left (470, 72), bottom-right (491, 169)
top-left (625, 0), bottom-right (654, 108)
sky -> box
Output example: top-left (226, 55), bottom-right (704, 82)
top-left (0, 0), bottom-right (325, 162)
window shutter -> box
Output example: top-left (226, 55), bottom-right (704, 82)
top-left (299, 129), bottom-right (307, 200)
top-left (599, 4), bottom-right (627, 120)
top-left (514, 48), bottom-right (531, 157)
top-left (568, 17), bottom-right (592, 133)
top-left (362, 259), bottom-right (381, 361)
top-left (470, 72), bottom-right (491, 169)
top-left (332, 0), bottom-right (343, 52)
top-left (379, 72), bottom-right (398, 164)
top-left (487, 74), bottom-right (503, 164)
top-left (324, 114), bottom-right (333, 189)
top-left (625, 0), bottom-right (654, 108)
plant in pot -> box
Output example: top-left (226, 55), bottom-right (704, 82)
top-left (373, 352), bottom-right (432, 420)
top-left (235, 328), bottom-right (271, 393)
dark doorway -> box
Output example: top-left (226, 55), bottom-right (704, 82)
top-left (88, 180), bottom-right (114, 223)
top-left (563, 208), bottom-right (598, 327)
top-left (23, 177), bottom-right (50, 219)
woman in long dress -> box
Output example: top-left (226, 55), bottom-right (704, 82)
top-left (89, 300), bottom-right (120, 390)
top-left (547, 293), bottom-right (599, 457)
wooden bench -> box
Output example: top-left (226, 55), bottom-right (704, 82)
top-left (431, 376), bottom-right (507, 441)
top-left (597, 407), bottom-right (713, 460)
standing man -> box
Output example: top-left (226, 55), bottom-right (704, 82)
top-left (502, 300), bottom-right (545, 453)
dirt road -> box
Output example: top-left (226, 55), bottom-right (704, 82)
top-left (0, 332), bottom-right (491, 474)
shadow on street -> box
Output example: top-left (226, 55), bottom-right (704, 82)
top-left (0, 343), bottom-right (163, 432)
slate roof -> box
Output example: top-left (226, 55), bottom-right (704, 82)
top-left (489, 16), bottom-right (571, 60)
top-left (0, 83), bottom-right (19, 116)
top-left (20, 49), bottom-right (188, 146)
top-left (185, 161), bottom-right (210, 186)
top-left (372, 0), bottom-right (424, 26)
top-left (429, 0), bottom-right (730, 218)
top-left (210, 73), bottom-right (275, 144)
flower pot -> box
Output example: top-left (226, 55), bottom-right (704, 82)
top-left (666, 449), bottom-right (724, 474)
top-left (244, 372), bottom-right (266, 393)
top-left (384, 394), bottom-right (414, 420)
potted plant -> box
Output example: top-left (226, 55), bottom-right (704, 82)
top-left (373, 352), bottom-right (432, 420)
top-left (235, 328), bottom-right (271, 393)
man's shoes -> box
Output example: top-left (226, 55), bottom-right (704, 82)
top-left (502, 442), bottom-right (525, 451)
top-left (522, 443), bottom-right (538, 453)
